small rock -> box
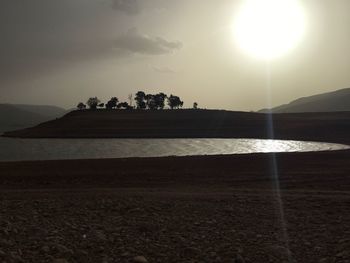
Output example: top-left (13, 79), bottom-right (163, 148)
top-left (336, 251), bottom-right (348, 258)
top-left (121, 252), bottom-right (130, 257)
top-left (56, 244), bottom-right (70, 253)
top-left (133, 255), bottom-right (148, 263)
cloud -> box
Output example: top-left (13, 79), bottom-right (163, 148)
top-left (111, 0), bottom-right (140, 15)
top-left (114, 28), bottom-right (182, 55)
top-left (152, 66), bottom-right (176, 74)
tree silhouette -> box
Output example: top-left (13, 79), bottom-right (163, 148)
top-left (145, 94), bottom-right (157, 110)
top-left (106, 97), bottom-right (119, 109)
top-left (87, 97), bottom-right (100, 110)
top-left (77, 102), bottom-right (86, 110)
top-left (167, 95), bottom-right (183, 109)
top-left (80, 92), bottom-right (183, 111)
top-left (143, 93), bottom-right (168, 110)
top-left (154, 93), bottom-right (167, 109)
top-left (135, 91), bottom-right (146, 109)
top-left (193, 102), bottom-right (198, 109)
top-left (117, 102), bottom-right (132, 110)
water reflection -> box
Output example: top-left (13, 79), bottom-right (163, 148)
top-left (0, 138), bottom-right (348, 162)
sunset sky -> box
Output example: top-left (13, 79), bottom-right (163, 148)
top-left (1, 0), bottom-right (350, 111)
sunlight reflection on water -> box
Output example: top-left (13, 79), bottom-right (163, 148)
top-left (0, 138), bottom-right (348, 162)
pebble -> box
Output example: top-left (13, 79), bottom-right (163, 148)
top-left (133, 255), bottom-right (148, 263)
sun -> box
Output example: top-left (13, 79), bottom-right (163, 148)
top-left (233, 0), bottom-right (306, 59)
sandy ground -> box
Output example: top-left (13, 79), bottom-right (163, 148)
top-left (1, 150), bottom-right (350, 262)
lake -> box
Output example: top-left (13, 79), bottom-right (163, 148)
top-left (0, 137), bottom-right (348, 162)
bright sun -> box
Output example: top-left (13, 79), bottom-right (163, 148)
top-left (233, 0), bottom-right (306, 59)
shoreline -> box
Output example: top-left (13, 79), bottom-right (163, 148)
top-left (0, 137), bottom-right (349, 163)
top-left (3, 110), bottom-right (350, 145)
top-left (1, 149), bottom-right (349, 190)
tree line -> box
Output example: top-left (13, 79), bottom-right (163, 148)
top-left (77, 91), bottom-right (191, 111)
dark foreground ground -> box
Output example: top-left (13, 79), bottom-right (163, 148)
top-left (1, 150), bottom-right (350, 263)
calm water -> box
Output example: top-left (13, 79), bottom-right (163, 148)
top-left (0, 137), bottom-right (348, 162)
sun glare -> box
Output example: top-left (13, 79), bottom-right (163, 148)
top-left (233, 0), bottom-right (306, 59)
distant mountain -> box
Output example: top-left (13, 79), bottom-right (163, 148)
top-left (260, 88), bottom-right (350, 113)
top-left (12, 104), bottom-right (66, 119)
top-left (0, 104), bottom-right (66, 133)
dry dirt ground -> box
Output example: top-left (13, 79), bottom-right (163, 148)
top-left (0, 151), bottom-right (350, 263)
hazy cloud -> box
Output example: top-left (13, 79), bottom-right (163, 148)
top-left (111, 0), bottom-right (140, 15)
top-left (114, 28), bottom-right (182, 55)
top-left (152, 66), bottom-right (176, 74)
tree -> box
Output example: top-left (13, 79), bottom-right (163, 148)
top-left (117, 102), bottom-right (132, 110)
top-left (145, 94), bottom-right (157, 110)
top-left (77, 102), bottom-right (86, 110)
top-left (106, 97), bottom-right (118, 109)
top-left (154, 93), bottom-right (167, 109)
top-left (98, 103), bottom-right (105, 108)
top-left (87, 97), bottom-right (100, 110)
top-left (167, 95), bottom-right (183, 109)
top-left (193, 102), bottom-right (198, 109)
top-left (135, 91), bottom-right (146, 109)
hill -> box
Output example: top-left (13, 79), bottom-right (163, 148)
top-left (12, 104), bottom-right (67, 118)
top-left (0, 104), bottom-right (66, 133)
top-left (260, 88), bottom-right (350, 113)
top-left (3, 109), bottom-right (350, 144)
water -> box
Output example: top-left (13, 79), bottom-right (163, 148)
top-left (0, 137), bottom-right (348, 162)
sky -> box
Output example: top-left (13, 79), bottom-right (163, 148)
top-left (1, 0), bottom-right (350, 111)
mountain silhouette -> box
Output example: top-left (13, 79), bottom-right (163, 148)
top-left (260, 88), bottom-right (350, 113)
top-left (0, 104), bottom-right (66, 132)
